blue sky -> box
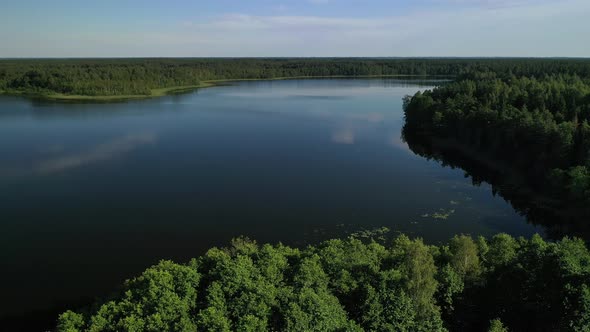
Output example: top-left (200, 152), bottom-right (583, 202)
top-left (1, 0), bottom-right (588, 57)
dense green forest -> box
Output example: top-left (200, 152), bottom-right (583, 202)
top-left (404, 72), bottom-right (590, 205)
top-left (57, 233), bottom-right (589, 332)
top-left (2, 58), bottom-right (590, 98)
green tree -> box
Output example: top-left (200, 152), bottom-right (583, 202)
top-left (488, 319), bottom-right (508, 332)
top-left (57, 311), bottom-right (85, 332)
top-left (436, 264), bottom-right (464, 315)
top-left (486, 234), bottom-right (519, 267)
top-left (448, 235), bottom-right (481, 281)
top-left (391, 235), bottom-right (445, 331)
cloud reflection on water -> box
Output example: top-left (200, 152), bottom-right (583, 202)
top-left (35, 133), bottom-right (157, 175)
top-left (331, 128), bottom-right (355, 144)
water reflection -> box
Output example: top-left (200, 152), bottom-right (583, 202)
top-left (403, 129), bottom-right (590, 241)
top-left (36, 133), bottom-right (157, 174)
top-left (0, 133), bottom-right (157, 177)
top-left (331, 128), bottom-right (355, 144)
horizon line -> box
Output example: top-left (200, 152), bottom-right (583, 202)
top-left (1, 56), bottom-right (590, 60)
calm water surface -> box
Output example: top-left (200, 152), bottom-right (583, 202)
top-left (0, 79), bottom-right (540, 321)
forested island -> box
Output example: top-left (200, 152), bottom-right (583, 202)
top-left (57, 233), bottom-right (589, 332)
top-left (2, 58), bottom-right (590, 101)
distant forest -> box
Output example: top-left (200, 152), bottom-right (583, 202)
top-left (57, 233), bottom-right (589, 332)
top-left (1, 58), bottom-right (590, 96)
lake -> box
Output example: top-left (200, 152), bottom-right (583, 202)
top-left (0, 79), bottom-right (541, 325)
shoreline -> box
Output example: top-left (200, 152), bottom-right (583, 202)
top-left (406, 131), bottom-right (589, 221)
top-left (0, 74), bottom-right (450, 103)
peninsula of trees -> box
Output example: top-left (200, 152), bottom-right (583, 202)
top-left (404, 71), bottom-right (590, 208)
top-left (57, 233), bottom-right (589, 332)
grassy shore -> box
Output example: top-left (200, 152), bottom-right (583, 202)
top-left (0, 75), bottom-right (448, 102)
top-left (42, 82), bottom-right (218, 102)
top-left (0, 82), bottom-right (216, 102)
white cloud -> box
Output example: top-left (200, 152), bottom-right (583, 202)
top-left (167, 0), bottom-right (589, 57)
top-left (435, 0), bottom-right (551, 8)
top-left (1, 0), bottom-right (588, 57)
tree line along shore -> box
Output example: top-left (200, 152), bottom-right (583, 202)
top-left (2, 58), bottom-right (590, 101)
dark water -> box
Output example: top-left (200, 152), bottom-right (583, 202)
top-left (0, 79), bottom-right (540, 325)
